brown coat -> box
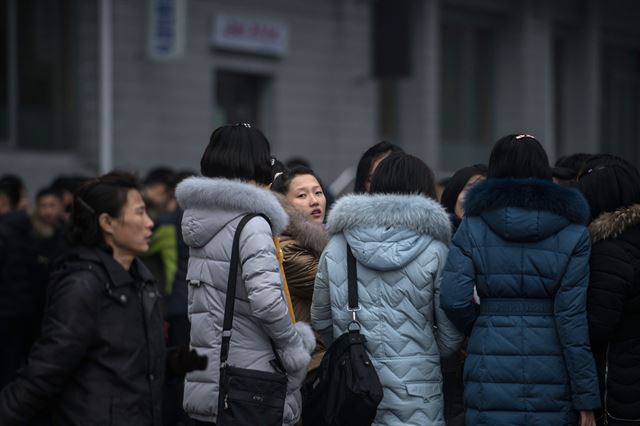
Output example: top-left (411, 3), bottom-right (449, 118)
top-left (278, 199), bottom-right (328, 371)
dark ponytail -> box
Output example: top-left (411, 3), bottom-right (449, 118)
top-left (68, 171), bottom-right (140, 249)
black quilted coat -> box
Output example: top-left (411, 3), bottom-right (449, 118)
top-left (588, 204), bottom-right (640, 425)
top-left (0, 247), bottom-right (166, 426)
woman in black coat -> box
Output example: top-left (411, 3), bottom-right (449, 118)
top-left (0, 172), bottom-right (170, 425)
top-left (578, 154), bottom-right (640, 425)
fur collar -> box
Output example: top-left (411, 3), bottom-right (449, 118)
top-left (175, 177), bottom-right (288, 233)
top-left (275, 194), bottom-right (328, 256)
top-left (464, 178), bottom-right (590, 225)
top-left (326, 193), bottom-right (451, 243)
top-left (589, 204), bottom-right (640, 243)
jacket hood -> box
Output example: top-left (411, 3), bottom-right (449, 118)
top-left (464, 178), bottom-right (590, 242)
top-left (275, 193), bottom-right (328, 256)
top-left (175, 177), bottom-right (288, 248)
top-left (589, 204), bottom-right (640, 243)
top-left (326, 194), bottom-right (451, 270)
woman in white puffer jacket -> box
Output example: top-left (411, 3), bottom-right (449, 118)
top-left (176, 123), bottom-right (315, 426)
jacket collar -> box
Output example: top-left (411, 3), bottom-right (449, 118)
top-left (464, 178), bottom-right (590, 225)
top-left (589, 204), bottom-right (640, 243)
top-left (326, 193), bottom-right (451, 244)
top-left (175, 177), bottom-right (288, 234)
top-left (69, 247), bottom-right (155, 288)
top-left (0, 210), bottom-right (31, 235)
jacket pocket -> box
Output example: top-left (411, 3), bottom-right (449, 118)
top-left (405, 381), bottom-right (441, 402)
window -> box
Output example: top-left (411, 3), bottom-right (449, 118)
top-left (440, 11), bottom-right (495, 170)
top-left (601, 43), bottom-right (640, 165)
top-left (215, 70), bottom-right (269, 128)
top-left (1, 0), bottom-right (76, 150)
top-left (0, 0), bottom-right (9, 142)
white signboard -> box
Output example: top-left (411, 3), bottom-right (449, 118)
top-left (148, 0), bottom-right (186, 60)
top-left (212, 14), bottom-right (289, 57)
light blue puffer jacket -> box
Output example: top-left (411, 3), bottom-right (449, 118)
top-left (311, 194), bottom-right (464, 426)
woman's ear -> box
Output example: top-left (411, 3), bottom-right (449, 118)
top-left (98, 212), bottom-right (114, 236)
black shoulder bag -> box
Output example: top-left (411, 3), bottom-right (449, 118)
top-left (217, 213), bottom-right (288, 426)
top-left (301, 244), bottom-right (383, 426)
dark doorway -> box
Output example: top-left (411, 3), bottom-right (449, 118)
top-left (215, 70), bottom-right (269, 128)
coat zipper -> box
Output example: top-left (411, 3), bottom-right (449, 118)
top-left (603, 343), bottom-right (609, 426)
top-left (603, 342), bottom-right (640, 424)
top-left (139, 284), bottom-right (153, 385)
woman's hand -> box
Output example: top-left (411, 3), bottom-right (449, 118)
top-left (579, 410), bottom-right (596, 426)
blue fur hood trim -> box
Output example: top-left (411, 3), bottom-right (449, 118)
top-left (326, 193), bottom-right (451, 244)
top-left (464, 178), bottom-right (590, 225)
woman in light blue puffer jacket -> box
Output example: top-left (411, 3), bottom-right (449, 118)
top-left (311, 153), bottom-right (464, 426)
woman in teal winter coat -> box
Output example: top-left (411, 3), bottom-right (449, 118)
top-left (441, 134), bottom-right (600, 426)
top-left (312, 153), bottom-right (464, 426)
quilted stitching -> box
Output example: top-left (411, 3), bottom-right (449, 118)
top-left (312, 203), bottom-right (464, 426)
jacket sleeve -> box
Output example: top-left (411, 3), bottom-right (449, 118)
top-left (239, 218), bottom-right (314, 372)
top-left (0, 270), bottom-right (99, 425)
top-left (440, 219), bottom-right (479, 335)
top-left (587, 240), bottom-right (633, 346)
top-left (554, 228), bottom-right (601, 411)
top-left (432, 242), bottom-right (465, 357)
top-left (311, 248), bottom-right (334, 346)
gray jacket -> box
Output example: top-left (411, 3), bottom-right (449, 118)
top-left (176, 177), bottom-right (315, 425)
top-left (311, 194), bottom-right (464, 426)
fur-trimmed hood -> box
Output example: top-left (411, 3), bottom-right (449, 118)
top-left (589, 204), bottom-right (640, 243)
top-left (275, 194), bottom-right (328, 256)
top-left (464, 178), bottom-right (590, 242)
top-left (326, 194), bottom-right (451, 270)
top-left (176, 177), bottom-right (288, 248)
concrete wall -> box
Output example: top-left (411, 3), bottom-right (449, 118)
top-left (3, 0), bottom-right (640, 195)
top-left (108, 0), bottom-right (376, 184)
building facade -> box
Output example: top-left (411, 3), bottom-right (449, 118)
top-left (1, 0), bottom-right (639, 195)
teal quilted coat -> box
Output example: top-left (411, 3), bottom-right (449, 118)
top-left (311, 194), bottom-right (464, 426)
top-left (441, 178), bottom-right (601, 426)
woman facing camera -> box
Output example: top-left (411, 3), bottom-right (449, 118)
top-left (441, 134), bottom-right (600, 426)
top-left (272, 166), bottom-right (329, 373)
top-left (312, 152), bottom-right (463, 425)
top-left (176, 124), bottom-right (315, 426)
top-left (0, 172), bottom-right (166, 425)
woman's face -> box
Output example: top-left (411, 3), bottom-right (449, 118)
top-left (286, 174), bottom-right (326, 224)
top-left (104, 189), bottom-right (154, 257)
top-left (454, 174), bottom-right (485, 218)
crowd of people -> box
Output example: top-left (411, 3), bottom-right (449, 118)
top-left (0, 123), bottom-right (638, 426)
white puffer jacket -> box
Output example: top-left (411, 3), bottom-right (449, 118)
top-left (176, 177), bottom-right (315, 425)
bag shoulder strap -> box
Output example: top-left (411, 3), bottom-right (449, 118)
top-left (220, 213), bottom-right (268, 365)
top-left (220, 213), bottom-right (285, 373)
top-left (346, 244), bottom-right (360, 324)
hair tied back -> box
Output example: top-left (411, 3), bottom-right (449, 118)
top-left (76, 196), bottom-right (96, 215)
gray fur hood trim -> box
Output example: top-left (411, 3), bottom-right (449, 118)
top-left (589, 204), bottom-right (640, 243)
top-left (275, 194), bottom-right (328, 256)
top-left (326, 194), bottom-right (451, 243)
top-left (176, 177), bottom-right (288, 234)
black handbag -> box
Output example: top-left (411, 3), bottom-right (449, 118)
top-left (301, 244), bottom-right (383, 426)
top-left (216, 213), bottom-right (288, 426)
